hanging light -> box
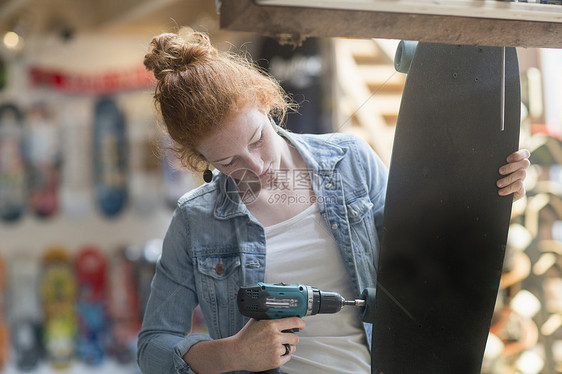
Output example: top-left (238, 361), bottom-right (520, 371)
top-left (3, 31), bottom-right (23, 50)
top-left (511, 289), bottom-right (542, 319)
top-left (516, 350), bottom-right (545, 374)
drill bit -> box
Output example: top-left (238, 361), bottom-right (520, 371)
top-left (343, 299), bottom-right (366, 307)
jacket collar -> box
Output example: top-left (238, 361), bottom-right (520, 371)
top-left (213, 127), bottom-right (347, 220)
top-left (279, 127), bottom-right (346, 173)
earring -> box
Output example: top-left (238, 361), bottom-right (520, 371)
top-left (203, 168), bottom-right (213, 183)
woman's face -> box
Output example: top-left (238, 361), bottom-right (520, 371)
top-left (196, 107), bottom-right (283, 182)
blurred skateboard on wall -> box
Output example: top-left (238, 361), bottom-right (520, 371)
top-left (26, 103), bottom-right (61, 218)
top-left (41, 246), bottom-right (78, 369)
top-left (93, 97), bottom-right (128, 217)
top-left (60, 98), bottom-right (93, 218)
top-left (123, 93), bottom-right (162, 216)
top-left (0, 254), bottom-right (9, 370)
top-left (75, 245), bottom-right (108, 365)
top-left (8, 252), bottom-right (42, 371)
top-left (0, 57), bottom-right (6, 90)
top-left (0, 103), bottom-right (26, 222)
top-left (108, 246), bottom-right (141, 364)
top-left (372, 42), bottom-right (520, 373)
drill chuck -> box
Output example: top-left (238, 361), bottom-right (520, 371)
top-left (312, 290), bottom-right (346, 314)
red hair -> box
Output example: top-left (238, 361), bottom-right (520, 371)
top-left (144, 32), bottom-right (291, 170)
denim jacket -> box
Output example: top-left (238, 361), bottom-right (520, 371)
top-left (137, 129), bottom-right (388, 374)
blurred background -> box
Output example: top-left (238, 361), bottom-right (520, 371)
top-left (0, 0), bottom-right (560, 373)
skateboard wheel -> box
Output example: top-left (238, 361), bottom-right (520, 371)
top-left (394, 40), bottom-right (419, 74)
top-left (360, 287), bottom-right (377, 324)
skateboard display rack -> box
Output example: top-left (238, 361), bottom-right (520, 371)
top-left (219, 0), bottom-right (562, 49)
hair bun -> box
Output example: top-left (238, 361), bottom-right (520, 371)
top-left (144, 32), bottom-right (217, 80)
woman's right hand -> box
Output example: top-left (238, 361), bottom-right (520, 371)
top-left (183, 317), bottom-right (305, 373)
top-left (231, 317), bottom-right (305, 372)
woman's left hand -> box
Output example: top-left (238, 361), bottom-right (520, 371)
top-left (497, 149), bottom-right (530, 202)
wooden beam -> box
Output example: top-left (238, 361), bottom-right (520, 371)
top-left (256, 0), bottom-right (562, 24)
top-left (220, 0), bottom-right (562, 49)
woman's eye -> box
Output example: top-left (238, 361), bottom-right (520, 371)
top-left (252, 132), bottom-right (264, 146)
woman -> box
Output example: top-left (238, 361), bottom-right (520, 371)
top-left (137, 31), bottom-right (530, 374)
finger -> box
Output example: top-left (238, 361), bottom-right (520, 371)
top-left (498, 180), bottom-right (524, 198)
top-left (286, 344), bottom-right (296, 356)
top-left (278, 345), bottom-right (294, 366)
top-left (275, 317), bottom-right (306, 332)
top-left (497, 169), bottom-right (526, 188)
top-left (513, 186), bottom-right (525, 202)
top-left (506, 181), bottom-right (526, 202)
top-left (506, 149), bottom-right (530, 163)
top-left (280, 343), bottom-right (291, 357)
top-left (284, 332), bottom-right (300, 346)
top-left (499, 158), bottom-right (530, 176)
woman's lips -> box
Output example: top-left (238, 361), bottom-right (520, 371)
top-left (259, 164), bottom-right (272, 179)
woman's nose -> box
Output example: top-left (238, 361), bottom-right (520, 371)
top-left (243, 152), bottom-right (263, 175)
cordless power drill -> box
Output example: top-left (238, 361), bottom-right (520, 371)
top-left (237, 282), bottom-right (368, 319)
top-left (237, 282), bottom-right (375, 374)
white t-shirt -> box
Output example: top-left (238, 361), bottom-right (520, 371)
top-left (264, 203), bottom-right (371, 374)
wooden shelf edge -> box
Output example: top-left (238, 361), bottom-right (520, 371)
top-left (220, 0), bottom-right (562, 49)
top-left (255, 0), bottom-right (562, 24)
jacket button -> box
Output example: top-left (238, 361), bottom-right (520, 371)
top-left (332, 223), bottom-right (338, 230)
top-left (216, 263), bottom-right (226, 275)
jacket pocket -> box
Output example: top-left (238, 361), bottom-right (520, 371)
top-left (346, 194), bottom-right (380, 271)
top-left (195, 253), bottom-right (242, 338)
top-left (197, 254), bottom-right (241, 280)
top-left (196, 254), bottom-right (242, 303)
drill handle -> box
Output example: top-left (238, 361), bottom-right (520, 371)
top-left (250, 329), bottom-right (294, 374)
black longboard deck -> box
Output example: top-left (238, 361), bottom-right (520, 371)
top-left (372, 43), bottom-right (520, 373)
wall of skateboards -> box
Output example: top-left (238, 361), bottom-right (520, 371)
top-left (0, 34), bottom-right (208, 373)
top-left (0, 30), bottom-right (330, 373)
